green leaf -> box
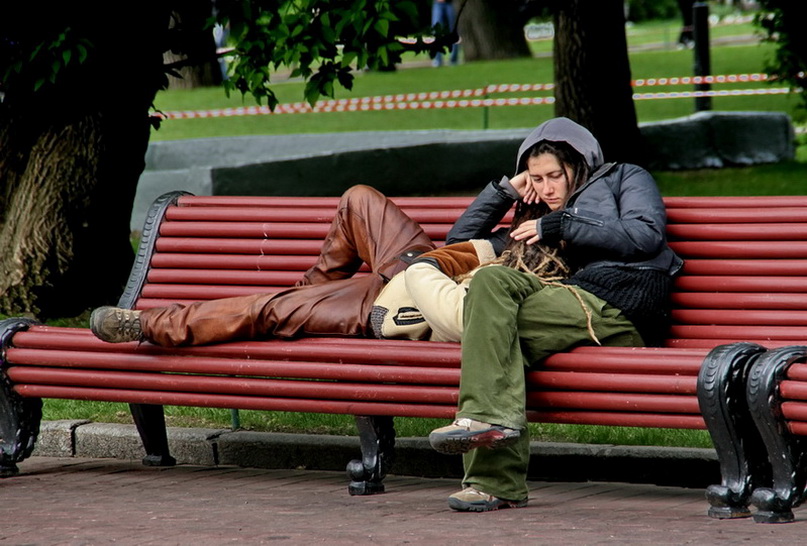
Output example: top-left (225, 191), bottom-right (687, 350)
top-left (336, 68), bottom-right (354, 90)
top-left (304, 81), bottom-right (321, 106)
top-left (340, 51), bottom-right (358, 68)
top-left (374, 18), bottom-right (389, 37)
top-left (322, 78), bottom-right (334, 98)
top-left (29, 42), bottom-right (44, 61)
top-left (62, 49), bottom-right (72, 66)
top-left (76, 43), bottom-right (88, 63)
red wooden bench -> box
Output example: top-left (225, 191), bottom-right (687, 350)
top-left (2, 191), bottom-right (807, 522)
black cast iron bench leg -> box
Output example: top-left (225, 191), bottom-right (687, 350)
top-left (747, 345), bottom-right (807, 523)
top-left (130, 403), bottom-right (176, 467)
top-left (0, 318), bottom-right (44, 477)
top-left (697, 342), bottom-right (770, 519)
top-left (347, 415), bottom-right (395, 495)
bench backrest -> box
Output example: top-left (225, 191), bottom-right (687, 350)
top-left (126, 192), bottom-right (807, 350)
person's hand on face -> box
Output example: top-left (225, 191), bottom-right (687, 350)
top-left (509, 170), bottom-right (540, 205)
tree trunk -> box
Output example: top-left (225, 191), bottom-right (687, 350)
top-left (0, 97), bottom-right (153, 319)
top-left (553, 0), bottom-right (645, 164)
top-left (456, 0), bottom-right (531, 61)
top-left (164, 2), bottom-right (224, 89)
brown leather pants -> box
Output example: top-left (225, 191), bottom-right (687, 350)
top-left (139, 185), bottom-right (435, 346)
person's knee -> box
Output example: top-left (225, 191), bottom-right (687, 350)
top-left (342, 184), bottom-right (381, 201)
top-left (340, 184), bottom-right (386, 211)
top-left (468, 266), bottom-right (541, 304)
top-left (469, 266), bottom-right (516, 293)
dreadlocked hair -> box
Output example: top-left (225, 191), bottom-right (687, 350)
top-left (495, 200), bottom-right (569, 280)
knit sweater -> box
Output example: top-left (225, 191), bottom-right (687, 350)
top-left (568, 265), bottom-right (672, 346)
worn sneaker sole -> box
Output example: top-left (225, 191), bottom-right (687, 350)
top-left (89, 306), bottom-right (143, 343)
top-left (429, 427), bottom-right (520, 455)
top-left (448, 496), bottom-right (528, 512)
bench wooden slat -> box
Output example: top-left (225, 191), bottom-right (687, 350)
top-left (10, 327), bottom-right (464, 365)
top-left (140, 284), bottom-right (288, 300)
top-left (153, 235), bottom-right (448, 255)
top-left (781, 402), bottom-right (807, 420)
top-left (675, 276), bottom-right (807, 292)
top-left (13, 385), bottom-right (458, 419)
top-left (526, 410), bottom-right (704, 429)
top-left (5, 349), bottom-right (462, 385)
top-left (786, 362), bottom-right (807, 381)
top-left (7, 367), bottom-right (460, 404)
top-left (665, 338), bottom-right (805, 349)
top-left (165, 207), bottom-right (478, 224)
top-left (7, 367), bottom-right (702, 415)
top-left (529, 371), bottom-right (696, 394)
top-left (780, 380), bottom-right (807, 401)
top-left (160, 222), bottom-right (332, 239)
top-left (666, 208), bottom-right (807, 223)
top-left (682, 259), bottom-right (807, 276)
top-left (150, 254), bottom-right (319, 270)
top-left (147, 269), bottom-right (309, 286)
top-left (155, 238), bottom-right (326, 255)
top-left (176, 195), bottom-right (807, 210)
top-left (668, 224), bottom-right (807, 240)
top-left (159, 221), bottom-right (456, 241)
top-left (663, 196), bottom-right (807, 208)
top-left (670, 241), bottom-right (807, 258)
top-left (528, 391), bottom-right (700, 414)
top-left (672, 292), bottom-right (807, 310)
top-left (177, 195), bottom-right (483, 208)
top-left (670, 324), bottom-right (807, 339)
top-left (672, 309), bottom-right (807, 326)
top-left (788, 421), bottom-right (807, 436)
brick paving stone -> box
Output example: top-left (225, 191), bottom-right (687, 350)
top-left (0, 456), bottom-right (805, 545)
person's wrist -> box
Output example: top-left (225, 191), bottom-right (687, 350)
top-left (539, 211), bottom-right (564, 243)
top-left (497, 176), bottom-right (520, 200)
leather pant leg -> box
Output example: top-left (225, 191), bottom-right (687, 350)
top-left (140, 185), bottom-right (435, 347)
top-left (297, 184), bottom-right (435, 286)
top-left (140, 274), bottom-right (385, 346)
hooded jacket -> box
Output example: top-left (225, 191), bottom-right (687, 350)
top-left (446, 117), bottom-right (683, 345)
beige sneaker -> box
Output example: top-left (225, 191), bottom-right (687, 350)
top-left (429, 417), bottom-right (520, 454)
top-left (448, 486), bottom-right (528, 512)
top-left (90, 306), bottom-right (143, 343)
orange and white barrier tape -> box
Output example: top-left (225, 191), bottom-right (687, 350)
top-left (633, 73), bottom-right (770, 86)
top-left (155, 73), bottom-right (794, 120)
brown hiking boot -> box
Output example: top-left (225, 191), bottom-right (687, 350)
top-left (429, 417), bottom-right (520, 455)
top-left (448, 487), bottom-right (528, 512)
top-left (90, 306), bottom-right (143, 343)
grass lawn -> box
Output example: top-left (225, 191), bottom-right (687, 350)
top-left (34, 15), bottom-right (806, 449)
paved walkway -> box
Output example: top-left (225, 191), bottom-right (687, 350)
top-left (3, 456), bottom-right (804, 545)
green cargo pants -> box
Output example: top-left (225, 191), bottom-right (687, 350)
top-left (457, 266), bottom-right (644, 501)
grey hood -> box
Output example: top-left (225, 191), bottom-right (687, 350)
top-left (515, 117), bottom-right (604, 174)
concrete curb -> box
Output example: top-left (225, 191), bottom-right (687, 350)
top-left (33, 420), bottom-right (720, 488)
